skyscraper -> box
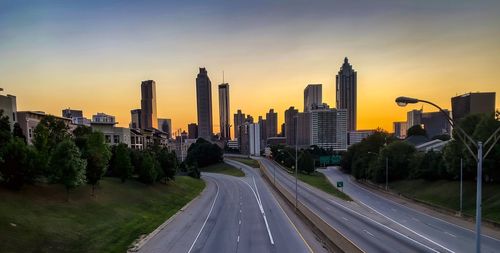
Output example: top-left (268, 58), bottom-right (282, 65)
top-left (407, 109), bottom-right (423, 128)
top-left (336, 57), bottom-right (357, 131)
top-left (285, 106), bottom-right (298, 146)
top-left (233, 109), bottom-right (245, 139)
top-left (218, 83), bottom-right (230, 140)
top-left (196, 68), bottom-right (213, 140)
top-left (451, 92), bottom-right (496, 121)
top-left (304, 84), bottom-right (322, 112)
top-left (158, 118), bottom-right (172, 139)
top-left (141, 80), bottom-right (158, 129)
top-left (266, 109), bottom-right (278, 138)
top-left (130, 109), bottom-right (142, 129)
top-left (188, 123), bottom-right (198, 139)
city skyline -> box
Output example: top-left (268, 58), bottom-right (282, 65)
top-left (1, 0), bottom-right (500, 133)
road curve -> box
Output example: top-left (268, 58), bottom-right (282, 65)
top-left (321, 167), bottom-right (500, 253)
top-left (258, 157), bottom-right (453, 253)
top-left (138, 164), bottom-right (310, 253)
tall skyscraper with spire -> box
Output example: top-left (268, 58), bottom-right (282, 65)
top-left (218, 83), bottom-right (230, 140)
top-left (141, 80), bottom-right (158, 129)
top-left (336, 57), bottom-right (357, 131)
top-left (196, 68), bottom-right (213, 140)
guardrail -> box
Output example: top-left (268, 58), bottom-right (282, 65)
top-left (258, 160), bottom-right (364, 253)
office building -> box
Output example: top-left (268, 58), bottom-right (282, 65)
top-left (141, 80), bottom-right (158, 129)
top-left (451, 92), bottom-right (496, 121)
top-left (245, 115), bottom-right (254, 124)
top-left (310, 107), bottom-right (348, 150)
top-left (238, 123), bottom-right (260, 156)
top-left (280, 123), bottom-right (285, 137)
top-left (188, 123), bottom-right (198, 139)
top-left (92, 113), bottom-right (116, 124)
top-left (304, 84), bottom-right (322, 112)
top-left (62, 109), bottom-right (83, 118)
top-left (130, 109), bottom-right (142, 129)
top-left (258, 116), bottom-right (267, 148)
top-left (266, 109), bottom-right (278, 138)
top-left (0, 91), bottom-right (17, 130)
top-left (218, 83), bottom-right (230, 140)
top-left (393, 121), bottom-right (408, 139)
top-left (16, 111), bottom-right (72, 145)
top-left (336, 57), bottom-right (357, 131)
top-left (158, 118), bottom-right (172, 139)
top-left (349, 130), bottom-right (375, 146)
top-left (196, 68), bottom-right (213, 140)
top-left (233, 109), bottom-right (245, 139)
top-left (407, 109), bottom-right (422, 128)
top-left (296, 112), bottom-right (311, 147)
top-left (421, 111), bottom-right (451, 138)
top-left (284, 106), bottom-right (298, 146)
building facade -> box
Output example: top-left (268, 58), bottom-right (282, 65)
top-left (310, 107), bottom-right (347, 150)
top-left (348, 130), bottom-right (375, 146)
top-left (296, 112), bottom-right (311, 147)
top-left (304, 84), bottom-right (322, 112)
top-left (158, 118), bottom-right (172, 139)
top-left (451, 92), bottom-right (496, 121)
top-left (188, 123), bottom-right (198, 139)
top-left (141, 80), bottom-right (158, 129)
top-left (218, 83), bottom-right (230, 140)
top-left (92, 113), bottom-right (116, 124)
top-left (62, 109), bottom-right (83, 118)
top-left (393, 121), bottom-right (408, 139)
top-left (407, 109), bottom-right (422, 129)
top-left (0, 92), bottom-right (17, 130)
top-left (233, 109), bottom-right (245, 139)
top-left (196, 68), bottom-right (213, 140)
top-left (265, 109), bottom-right (278, 138)
top-left (421, 111), bottom-right (451, 138)
top-left (16, 111), bottom-right (72, 145)
top-left (238, 123), bottom-right (260, 156)
top-left (130, 109), bottom-right (142, 129)
top-left (285, 106), bottom-right (299, 146)
top-left (336, 57), bottom-right (357, 132)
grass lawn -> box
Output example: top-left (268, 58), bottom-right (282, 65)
top-left (0, 176), bottom-right (205, 253)
top-left (298, 172), bottom-right (352, 201)
top-left (390, 179), bottom-right (500, 223)
top-left (229, 157), bottom-right (260, 168)
top-left (201, 162), bottom-right (245, 177)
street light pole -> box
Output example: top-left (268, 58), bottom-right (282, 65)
top-left (396, 96), bottom-right (500, 253)
top-left (460, 157), bottom-right (463, 215)
top-left (475, 142), bottom-right (483, 253)
top-left (295, 116), bottom-right (299, 210)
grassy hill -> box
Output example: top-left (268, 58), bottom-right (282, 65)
top-left (0, 176), bottom-right (205, 253)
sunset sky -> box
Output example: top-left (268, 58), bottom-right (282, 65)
top-left (1, 0), bottom-right (499, 134)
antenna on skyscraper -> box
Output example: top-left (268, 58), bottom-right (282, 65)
top-left (223, 70), bottom-right (225, 83)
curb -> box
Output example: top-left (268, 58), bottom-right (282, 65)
top-left (127, 180), bottom-right (208, 252)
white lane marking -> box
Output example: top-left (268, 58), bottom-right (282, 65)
top-left (363, 229), bottom-right (375, 237)
top-left (239, 220), bottom-right (241, 225)
top-left (240, 209), bottom-right (242, 213)
top-left (445, 232), bottom-right (457, 238)
top-left (358, 200), bottom-right (455, 253)
top-left (412, 217), bottom-right (419, 222)
top-left (187, 179), bottom-right (220, 253)
top-left (253, 176), bottom-right (275, 245)
top-left (237, 235), bottom-right (240, 242)
top-left (342, 217), bottom-right (349, 221)
top-left (237, 177), bottom-right (275, 245)
top-left (337, 168), bottom-right (500, 243)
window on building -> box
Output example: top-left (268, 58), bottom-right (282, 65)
top-left (105, 135), bottom-right (111, 143)
top-left (114, 135), bottom-right (120, 144)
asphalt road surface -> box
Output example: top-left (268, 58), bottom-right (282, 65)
top-left (258, 157), bottom-right (472, 253)
top-left (321, 166), bottom-right (500, 253)
top-left (138, 161), bottom-right (311, 253)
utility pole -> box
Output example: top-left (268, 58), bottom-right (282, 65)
top-left (385, 156), bottom-right (389, 191)
top-left (295, 116), bottom-right (299, 211)
top-left (475, 142), bottom-right (483, 253)
top-left (460, 158), bottom-right (463, 215)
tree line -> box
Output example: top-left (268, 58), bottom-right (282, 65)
top-left (269, 145), bottom-right (322, 174)
top-left (0, 111), bottom-right (179, 198)
top-left (341, 113), bottom-right (500, 184)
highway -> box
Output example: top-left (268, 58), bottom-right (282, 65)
top-left (258, 157), bottom-right (464, 253)
top-left (138, 161), bottom-right (311, 253)
top-left (321, 166), bottom-right (500, 253)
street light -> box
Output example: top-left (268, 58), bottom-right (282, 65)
top-left (396, 96), bottom-right (500, 253)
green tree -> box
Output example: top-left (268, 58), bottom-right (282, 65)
top-left (185, 138), bottom-right (223, 168)
top-left (298, 151), bottom-right (315, 174)
top-left (371, 141), bottom-right (416, 183)
top-left (32, 115), bottom-right (71, 177)
top-left (157, 148), bottom-right (177, 182)
top-left (138, 151), bottom-right (159, 184)
top-left (73, 125), bottom-right (93, 150)
top-left (0, 138), bottom-right (38, 190)
top-left (407, 125), bottom-right (427, 137)
top-left (12, 122), bottom-right (26, 144)
top-left (83, 132), bottom-right (111, 195)
top-left (51, 140), bottom-right (86, 200)
top-left (110, 143), bottom-right (134, 182)
top-left (0, 109), bottom-right (11, 148)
